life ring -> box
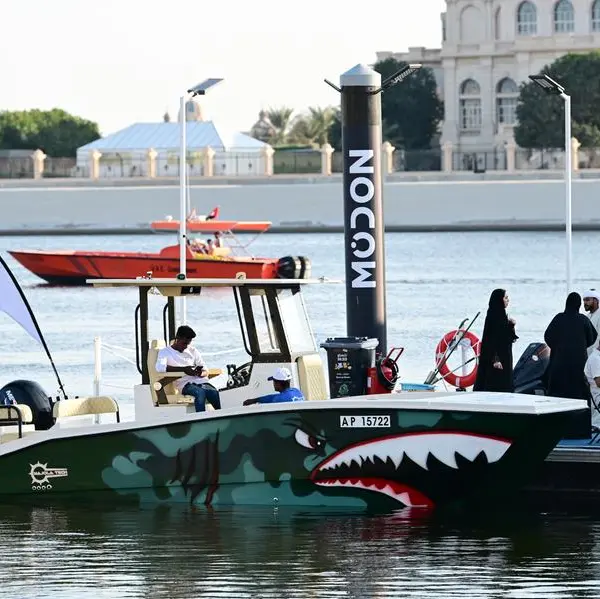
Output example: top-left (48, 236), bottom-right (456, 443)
top-left (435, 329), bottom-right (480, 388)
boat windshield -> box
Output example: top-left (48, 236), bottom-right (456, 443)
top-left (277, 288), bottom-right (317, 354)
top-left (250, 293), bottom-right (282, 354)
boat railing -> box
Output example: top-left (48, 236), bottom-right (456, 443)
top-left (92, 336), bottom-right (244, 396)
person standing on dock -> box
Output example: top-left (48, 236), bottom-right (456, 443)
top-left (473, 289), bottom-right (518, 392)
top-left (584, 341), bottom-right (600, 427)
top-left (583, 290), bottom-right (600, 356)
top-left (544, 292), bottom-right (597, 400)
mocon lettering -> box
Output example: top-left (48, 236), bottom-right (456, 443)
top-left (348, 149), bottom-right (376, 288)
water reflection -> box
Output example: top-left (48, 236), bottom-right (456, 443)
top-left (1, 501), bottom-right (600, 598)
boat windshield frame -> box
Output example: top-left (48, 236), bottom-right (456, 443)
top-left (89, 277), bottom-right (338, 384)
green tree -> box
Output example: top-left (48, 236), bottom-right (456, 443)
top-left (515, 52), bottom-right (600, 149)
top-left (325, 59), bottom-right (443, 150)
top-left (264, 107), bottom-right (295, 146)
top-left (0, 109), bottom-right (100, 157)
top-left (375, 58), bottom-right (443, 149)
top-left (289, 106), bottom-right (337, 146)
top-left (328, 108), bottom-right (342, 151)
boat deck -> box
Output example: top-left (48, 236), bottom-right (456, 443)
top-left (523, 434), bottom-right (600, 504)
top-left (550, 435), bottom-right (600, 463)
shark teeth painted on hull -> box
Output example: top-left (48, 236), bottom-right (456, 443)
top-left (316, 477), bottom-right (434, 508)
top-left (317, 432), bottom-right (512, 473)
top-left (310, 433), bottom-right (512, 507)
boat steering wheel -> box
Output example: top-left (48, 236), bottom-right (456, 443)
top-left (226, 362), bottom-right (252, 389)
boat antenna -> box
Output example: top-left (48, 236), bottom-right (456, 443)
top-left (0, 255), bottom-right (68, 400)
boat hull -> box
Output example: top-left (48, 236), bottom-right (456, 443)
top-left (0, 401), bottom-right (580, 510)
top-left (8, 250), bottom-right (279, 285)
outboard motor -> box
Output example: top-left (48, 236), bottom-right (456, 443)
top-left (276, 256), bottom-right (312, 279)
top-left (0, 380), bottom-right (54, 430)
top-left (513, 342), bottom-right (550, 395)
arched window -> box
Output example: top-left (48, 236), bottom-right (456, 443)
top-left (554, 0), bottom-right (574, 32)
top-left (517, 1), bottom-right (537, 35)
top-left (592, 0), bottom-right (600, 31)
top-left (459, 79), bottom-right (482, 132)
top-left (496, 78), bottom-right (519, 126)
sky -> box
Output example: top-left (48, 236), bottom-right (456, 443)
top-left (1, 0), bottom-right (445, 136)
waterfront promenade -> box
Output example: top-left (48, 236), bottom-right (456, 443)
top-left (1, 170), bottom-right (600, 234)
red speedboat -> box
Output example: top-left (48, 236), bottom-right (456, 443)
top-left (9, 217), bottom-right (311, 285)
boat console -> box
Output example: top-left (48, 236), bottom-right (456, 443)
top-left (90, 276), bottom-right (339, 420)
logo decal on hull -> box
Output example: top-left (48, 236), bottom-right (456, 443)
top-left (29, 462), bottom-right (69, 491)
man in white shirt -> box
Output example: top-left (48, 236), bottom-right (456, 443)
top-left (583, 290), bottom-right (600, 356)
top-left (155, 325), bottom-right (221, 413)
top-left (585, 341), bottom-right (600, 428)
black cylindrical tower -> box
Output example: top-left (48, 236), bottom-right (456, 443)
top-left (340, 64), bottom-right (387, 355)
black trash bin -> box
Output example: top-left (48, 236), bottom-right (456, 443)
top-left (320, 336), bottom-right (379, 398)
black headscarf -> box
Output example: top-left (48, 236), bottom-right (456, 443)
top-left (544, 291), bottom-right (597, 402)
top-left (480, 288), bottom-right (517, 356)
top-left (565, 292), bottom-right (582, 312)
top-left (487, 288), bottom-right (508, 320)
top-left (473, 288), bottom-right (517, 392)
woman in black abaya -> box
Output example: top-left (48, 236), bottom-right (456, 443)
top-left (544, 292), bottom-right (597, 399)
top-left (474, 288), bottom-right (518, 392)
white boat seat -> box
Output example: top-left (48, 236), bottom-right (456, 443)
top-left (296, 353), bottom-right (328, 400)
top-left (0, 404), bottom-right (34, 424)
top-left (52, 396), bottom-right (120, 422)
top-left (148, 339), bottom-right (217, 410)
top-left (0, 404), bottom-right (34, 438)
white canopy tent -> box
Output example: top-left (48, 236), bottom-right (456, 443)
top-left (76, 122), bottom-right (271, 178)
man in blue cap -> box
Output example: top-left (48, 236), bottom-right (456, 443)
top-left (243, 367), bottom-right (305, 406)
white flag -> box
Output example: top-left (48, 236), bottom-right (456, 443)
top-left (0, 257), bottom-right (43, 345)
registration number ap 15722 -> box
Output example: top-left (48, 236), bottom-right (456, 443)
top-left (339, 415), bottom-right (391, 428)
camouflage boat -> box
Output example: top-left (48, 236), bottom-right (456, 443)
top-left (0, 276), bottom-right (586, 511)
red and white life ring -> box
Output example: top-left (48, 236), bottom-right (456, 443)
top-left (435, 329), bottom-right (481, 389)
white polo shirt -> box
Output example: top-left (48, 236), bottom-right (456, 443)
top-left (155, 345), bottom-right (208, 392)
top-left (587, 309), bottom-right (600, 356)
top-left (584, 348), bottom-right (600, 426)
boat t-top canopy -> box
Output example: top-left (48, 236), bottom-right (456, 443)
top-left (89, 277), bottom-right (340, 296)
top-left (88, 277), bottom-right (340, 385)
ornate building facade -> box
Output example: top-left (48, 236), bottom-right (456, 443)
top-left (377, 0), bottom-right (600, 152)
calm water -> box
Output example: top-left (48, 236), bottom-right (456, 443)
top-left (1, 231), bottom-right (600, 598)
top-left (1, 503), bottom-right (600, 599)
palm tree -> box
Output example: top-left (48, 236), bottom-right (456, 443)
top-left (305, 106), bottom-right (336, 145)
top-left (288, 114), bottom-right (317, 146)
top-left (265, 107), bottom-right (295, 146)
top-left (287, 106), bottom-right (337, 146)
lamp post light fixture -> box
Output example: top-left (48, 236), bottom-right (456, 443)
top-left (178, 78), bottom-right (223, 324)
top-left (529, 73), bottom-right (572, 295)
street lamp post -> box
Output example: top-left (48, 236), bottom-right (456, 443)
top-left (529, 73), bottom-right (572, 295)
top-left (178, 78), bottom-right (223, 325)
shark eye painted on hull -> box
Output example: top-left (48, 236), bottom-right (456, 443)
top-left (294, 428), bottom-right (326, 452)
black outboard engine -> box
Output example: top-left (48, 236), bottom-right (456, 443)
top-left (0, 380), bottom-right (54, 430)
top-left (276, 256), bottom-right (312, 279)
top-left (513, 342), bottom-right (550, 395)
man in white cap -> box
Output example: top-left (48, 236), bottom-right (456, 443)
top-left (243, 367), bottom-right (305, 405)
top-left (585, 340), bottom-right (600, 428)
top-left (583, 289), bottom-right (600, 356)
